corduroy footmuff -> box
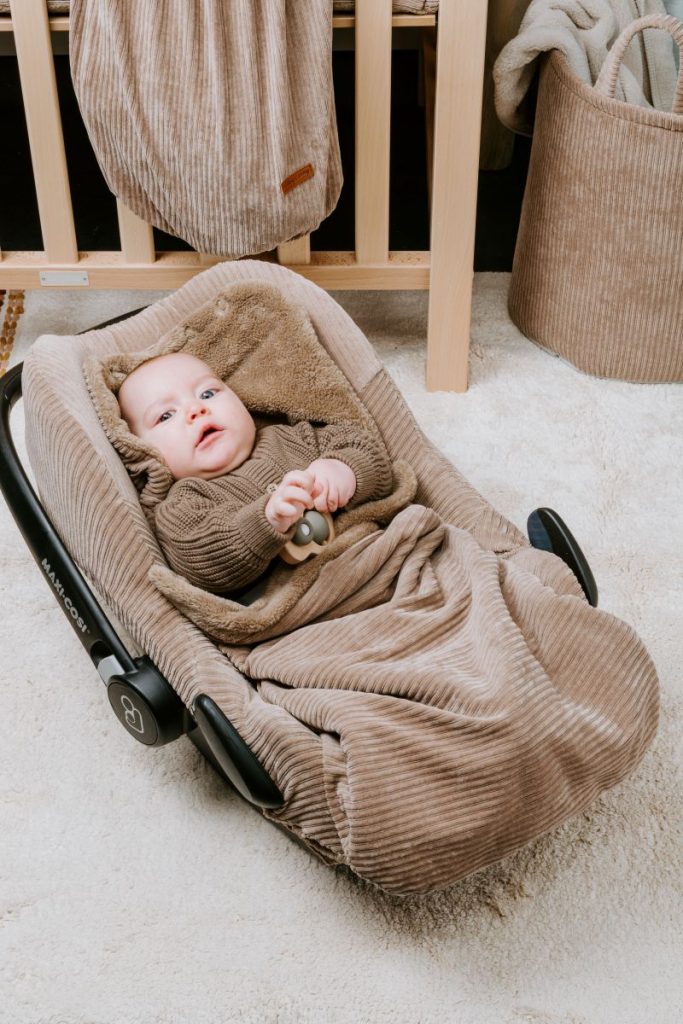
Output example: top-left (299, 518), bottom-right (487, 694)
top-left (23, 262), bottom-right (659, 893)
top-left (69, 0), bottom-right (342, 257)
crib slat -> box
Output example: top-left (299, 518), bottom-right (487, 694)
top-left (116, 200), bottom-right (156, 264)
top-left (426, 0), bottom-right (488, 392)
top-left (354, 0), bottom-right (392, 264)
top-left (421, 26), bottom-right (437, 217)
top-left (9, 0), bottom-right (78, 265)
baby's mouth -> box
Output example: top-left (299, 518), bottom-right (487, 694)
top-left (196, 425), bottom-right (223, 448)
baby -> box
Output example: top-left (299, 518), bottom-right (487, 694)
top-left (117, 351), bottom-right (394, 593)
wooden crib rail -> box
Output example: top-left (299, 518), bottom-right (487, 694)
top-left (1, 0), bottom-right (488, 392)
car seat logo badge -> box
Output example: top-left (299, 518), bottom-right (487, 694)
top-left (41, 558), bottom-right (89, 634)
top-left (120, 694), bottom-right (145, 735)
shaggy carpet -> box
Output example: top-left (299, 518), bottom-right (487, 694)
top-left (1, 275), bottom-right (681, 1024)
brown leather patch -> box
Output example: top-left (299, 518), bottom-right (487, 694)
top-left (281, 164), bottom-right (315, 194)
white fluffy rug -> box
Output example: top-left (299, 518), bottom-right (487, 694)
top-left (1, 275), bottom-right (681, 1024)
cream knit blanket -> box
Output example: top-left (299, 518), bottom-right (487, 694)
top-left (494, 0), bottom-right (679, 132)
top-left (69, 0), bottom-right (342, 256)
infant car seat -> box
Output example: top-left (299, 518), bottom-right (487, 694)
top-left (0, 261), bottom-right (658, 894)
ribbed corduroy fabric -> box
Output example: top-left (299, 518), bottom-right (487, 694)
top-left (509, 17), bottom-right (683, 383)
top-left (23, 261), bottom-right (659, 894)
top-left (68, 0), bottom-right (342, 257)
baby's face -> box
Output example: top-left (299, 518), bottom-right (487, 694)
top-left (118, 352), bottom-right (256, 480)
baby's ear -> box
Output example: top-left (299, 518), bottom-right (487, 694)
top-left (100, 349), bottom-right (162, 395)
top-left (109, 369), bottom-right (128, 392)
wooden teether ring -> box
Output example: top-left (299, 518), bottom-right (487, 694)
top-left (280, 510), bottom-right (335, 564)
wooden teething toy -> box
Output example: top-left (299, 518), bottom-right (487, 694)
top-left (280, 509), bottom-right (335, 565)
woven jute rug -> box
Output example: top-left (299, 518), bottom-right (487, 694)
top-left (0, 289), bottom-right (24, 377)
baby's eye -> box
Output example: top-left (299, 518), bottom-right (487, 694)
top-left (157, 410), bottom-right (174, 424)
top-left (199, 388), bottom-right (217, 400)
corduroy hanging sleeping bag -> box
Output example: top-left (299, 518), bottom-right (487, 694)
top-left (69, 0), bottom-right (342, 257)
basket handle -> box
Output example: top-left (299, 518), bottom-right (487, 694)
top-left (595, 14), bottom-right (683, 115)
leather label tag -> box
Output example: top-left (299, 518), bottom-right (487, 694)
top-left (281, 164), bottom-right (315, 194)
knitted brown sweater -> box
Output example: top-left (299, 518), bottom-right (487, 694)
top-left (152, 419), bottom-right (394, 593)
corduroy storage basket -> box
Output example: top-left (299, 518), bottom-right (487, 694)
top-left (509, 15), bottom-right (683, 383)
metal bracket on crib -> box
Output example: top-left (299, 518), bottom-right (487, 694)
top-left (0, 361), bottom-right (283, 808)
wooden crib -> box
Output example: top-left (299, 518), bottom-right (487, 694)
top-left (0, 0), bottom-right (489, 391)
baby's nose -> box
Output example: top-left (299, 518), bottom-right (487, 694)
top-left (186, 400), bottom-right (208, 421)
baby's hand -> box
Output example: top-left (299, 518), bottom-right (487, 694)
top-left (307, 458), bottom-right (356, 514)
top-left (265, 470), bottom-right (315, 533)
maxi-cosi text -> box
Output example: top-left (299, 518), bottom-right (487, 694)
top-left (41, 558), bottom-right (89, 634)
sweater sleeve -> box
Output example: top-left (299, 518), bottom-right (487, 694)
top-left (307, 421), bottom-right (395, 507)
top-left (153, 479), bottom-right (289, 594)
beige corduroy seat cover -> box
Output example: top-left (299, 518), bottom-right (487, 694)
top-left (23, 261), bottom-right (659, 894)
